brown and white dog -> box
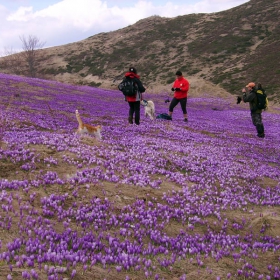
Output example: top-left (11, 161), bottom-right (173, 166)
top-left (141, 100), bottom-right (155, 120)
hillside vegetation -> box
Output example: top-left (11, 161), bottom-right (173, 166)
top-left (0, 73), bottom-right (280, 279)
top-left (0, 0), bottom-right (280, 103)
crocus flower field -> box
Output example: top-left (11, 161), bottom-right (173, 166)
top-left (0, 73), bottom-right (280, 280)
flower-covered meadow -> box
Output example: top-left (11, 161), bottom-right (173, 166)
top-left (0, 73), bottom-right (280, 280)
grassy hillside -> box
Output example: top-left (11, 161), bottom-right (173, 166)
top-left (0, 73), bottom-right (280, 279)
top-left (1, 0), bottom-right (280, 102)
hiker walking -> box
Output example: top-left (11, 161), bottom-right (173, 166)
top-left (168, 70), bottom-right (190, 122)
top-left (241, 82), bottom-right (265, 138)
top-left (121, 67), bottom-right (146, 125)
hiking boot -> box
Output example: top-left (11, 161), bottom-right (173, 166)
top-left (184, 118), bottom-right (188, 122)
top-left (256, 124), bottom-right (265, 138)
top-left (128, 116), bottom-right (133, 124)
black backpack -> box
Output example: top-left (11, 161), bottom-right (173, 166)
top-left (255, 84), bottom-right (268, 110)
top-left (156, 113), bottom-right (172, 120)
top-left (118, 77), bottom-right (138, 96)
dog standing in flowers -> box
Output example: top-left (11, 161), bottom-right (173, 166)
top-left (75, 110), bottom-right (102, 139)
top-left (141, 100), bottom-right (155, 120)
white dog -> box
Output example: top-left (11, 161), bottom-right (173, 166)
top-left (141, 100), bottom-right (155, 120)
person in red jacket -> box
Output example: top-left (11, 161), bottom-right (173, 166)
top-left (168, 70), bottom-right (190, 122)
top-left (123, 67), bottom-right (146, 125)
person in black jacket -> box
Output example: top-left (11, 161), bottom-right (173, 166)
top-left (122, 67), bottom-right (146, 125)
top-left (241, 82), bottom-right (265, 138)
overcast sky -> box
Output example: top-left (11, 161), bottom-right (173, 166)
top-left (0, 0), bottom-right (249, 55)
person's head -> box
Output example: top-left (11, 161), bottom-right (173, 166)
top-left (129, 67), bottom-right (137, 74)
top-left (176, 70), bottom-right (182, 77)
top-left (246, 82), bottom-right (255, 90)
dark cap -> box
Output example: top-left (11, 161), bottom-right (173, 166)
top-left (176, 70), bottom-right (182, 76)
top-left (129, 67), bottom-right (137, 74)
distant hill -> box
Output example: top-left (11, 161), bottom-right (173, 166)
top-left (0, 0), bottom-right (279, 103)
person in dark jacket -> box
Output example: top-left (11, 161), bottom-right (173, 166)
top-left (242, 82), bottom-right (265, 138)
top-left (168, 70), bottom-right (190, 122)
top-left (123, 67), bottom-right (146, 125)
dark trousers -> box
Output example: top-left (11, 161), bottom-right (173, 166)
top-left (128, 101), bottom-right (140, 125)
top-left (251, 112), bottom-right (263, 127)
top-left (251, 112), bottom-right (265, 136)
top-left (169, 97), bottom-right (187, 114)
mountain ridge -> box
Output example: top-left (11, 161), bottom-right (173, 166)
top-left (0, 0), bottom-right (279, 103)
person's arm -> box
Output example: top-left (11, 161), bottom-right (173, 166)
top-left (171, 80), bottom-right (177, 92)
top-left (136, 79), bottom-right (146, 93)
top-left (172, 79), bottom-right (189, 92)
top-left (242, 89), bottom-right (256, 102)
top-left (180, 79), bottom-right (190, 92)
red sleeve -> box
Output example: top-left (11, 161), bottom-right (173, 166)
top-left (180, 78), bottom-right (189, 92)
